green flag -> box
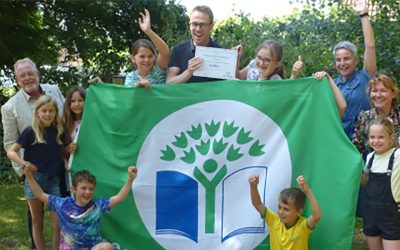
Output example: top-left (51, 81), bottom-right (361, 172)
top-left (71, 78), bottom-right (362, 250)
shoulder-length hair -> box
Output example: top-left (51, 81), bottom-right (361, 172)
top-left (32, 95), bottom-right (63, 145)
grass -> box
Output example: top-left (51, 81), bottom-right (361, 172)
top-left (0, 184), bottom-right (52, 250)
top-left (0, 184), bottom-right (368, 250)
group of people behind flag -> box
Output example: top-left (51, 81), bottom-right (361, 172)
top-left (2, 0), bottom-right (400, 249)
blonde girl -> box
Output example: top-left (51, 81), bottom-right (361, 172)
top-left (362, 117), bottom-right (400, 250)
top-left (7, 95), bottom-right (64, 250)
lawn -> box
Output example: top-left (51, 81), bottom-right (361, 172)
top-left (0, 184), bottom-right (368, 250)
top-left (0, 184), bottom-right (52, 249)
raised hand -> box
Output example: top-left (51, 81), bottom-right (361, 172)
top-left (296, 175), bottom-right (310, 193)
top-left (128, 166), bottom-right (138, 179)
top-left (139, 9), bottom-right (151, 33)
top-left (291, 55), bottom-right (303, 78)
top-left (248, 175), bottom-right (260, 186)
top-left (352, 0), bottom-right (368, 15)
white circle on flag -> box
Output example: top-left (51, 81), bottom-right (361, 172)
top-left (134, 100), bottom-right (291, 250)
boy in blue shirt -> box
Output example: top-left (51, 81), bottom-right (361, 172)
top-left (23, 164), bottom-right (137, 249)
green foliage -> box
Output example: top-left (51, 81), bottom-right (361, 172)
top-left (0, 0), bottom-right (188, 84)
top-left (213, 1), bottom-right (400, 79)
top-left (0, 85), bottom-right (18, 184)
top-left (0, 1), bottom-right (49, 67)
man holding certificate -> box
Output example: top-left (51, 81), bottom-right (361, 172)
top-left (166, 5), bottom-right (227, 84)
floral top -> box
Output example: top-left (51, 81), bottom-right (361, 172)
top-left (353, 105), bottom-right (400, 157)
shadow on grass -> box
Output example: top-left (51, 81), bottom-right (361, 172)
top-left (0, 184), bottom-right (52, 250)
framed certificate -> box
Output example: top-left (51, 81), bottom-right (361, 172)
top-left (193, 46), bottom-right (238, 80)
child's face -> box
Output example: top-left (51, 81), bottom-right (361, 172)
top-left (368, 124), bottom-right (393, 154)
top-left (37, 102), bottom-right (57, 127)
top-left (131, 47), bottom-right (155, 74)
top-left (70, 91), bottom-right (84, 117)
top-left (72, 180), bottom-right (95, 207)
top-left (255, 48), bottom-right (280, 80)
top-left (278, 199), bottom-right (302, 226)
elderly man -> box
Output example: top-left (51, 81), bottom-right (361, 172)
top-left (1, 57), bottom-right (64, 249)
top-left (166, 5), bottom-right (224, 84)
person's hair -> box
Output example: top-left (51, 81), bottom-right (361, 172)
top-left (280, 187), bottom-right (306, 210)
top-left (62, 85), bottom-right (86, 143)
top-left (256, 40), bottom-right (284, 79)
top-left (72, 170), bottom-right (96, 187)
top-left (14, 58), bottom-right (39, 75)
top-left (131, 39), bottom-right (155, 57)
top-left (130, 39), bottom-right (155, 68)
top-left (333, 41), bottom-right (358, 58)
top-left (367, 73), bottom-right (399, 106)
top-left (191, 5), bottom-right (214, 24)
top-left (32, 95), bottom-right (63, 144)
top-left (367, 117), bottom-right (395, 147)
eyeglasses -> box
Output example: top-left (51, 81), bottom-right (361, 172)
top-left (255, 55), bottom-right (271, 64)
top-left (189, 22), bottom-right (210, 29)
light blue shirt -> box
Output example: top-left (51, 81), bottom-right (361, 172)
top-left (124, 64), bottom-right (166, 87)
top-left (334, 68), bottom-right (371, 139)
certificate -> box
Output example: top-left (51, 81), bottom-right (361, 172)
top-left (193, 46), bottom-right (238, 80)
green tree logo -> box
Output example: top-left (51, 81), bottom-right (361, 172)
top-left (160, 120), bottom-right (265, 233)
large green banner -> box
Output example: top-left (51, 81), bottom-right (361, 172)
top-left (71, 78), bottom-right (362, 250)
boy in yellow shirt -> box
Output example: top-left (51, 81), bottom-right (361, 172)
top-left (249, 175), bottom-right (321, 250)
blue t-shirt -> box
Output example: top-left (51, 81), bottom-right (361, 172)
top-left (49, 195), bottom-right (110, 249)
top-left (334, 69), bottom-right (371, 139)
top-left (17, 126), bottom-right (64, 177)
top-left (124, 64), bottom-right (166, 86)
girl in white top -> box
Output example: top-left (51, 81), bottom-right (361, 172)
top-left (237, 40), bottom-right (303, 80)
top-left (362, 117), bottom-right (400, 250)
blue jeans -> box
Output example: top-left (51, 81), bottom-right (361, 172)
top-left (24, 172), bottom-right (60, 199)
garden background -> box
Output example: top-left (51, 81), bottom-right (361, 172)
top-left (0, 0), bottom-right (399, 249)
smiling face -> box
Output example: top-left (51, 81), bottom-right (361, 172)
top-left (15, 62), bottom-right (40, 96)
top-left (73, 180), bottom-right (95, 207)
top-left (70, 91), bottom-right (85, 118)
top-left (37, 102), bottom-right (57, 127)
top-left (368, 124), bottom-right (393, 154)
top-left (335, 49), bottom-right (357, 81)
top-left (189, 10), bottom-right (213, 46)
top-left (131, 47), bottom-right (155, 76)
top-left (255, 48), bottom-right (281, 80)
top-left (370, 80), bottom-right (395, 112)
top-left (278, 198), bottom-right (302, 227)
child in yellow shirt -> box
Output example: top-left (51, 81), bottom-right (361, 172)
top-left (249, 175), bottom-right (322, 250)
